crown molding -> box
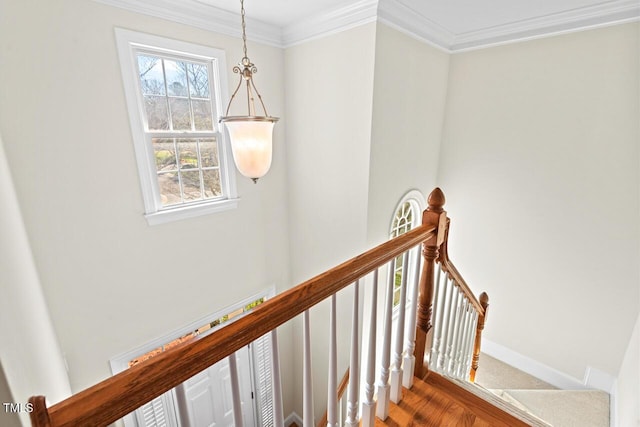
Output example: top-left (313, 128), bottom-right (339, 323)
top-left (94, 0), bottom-right (639, 51)
top-left (450, 0), bottom-right (640, 51)
top-left (377, 0), bottom-right (454, 52)
top-left (93, 0), bottom-right (283, 47)
top-left (281, 0), bottom-right (378, 47)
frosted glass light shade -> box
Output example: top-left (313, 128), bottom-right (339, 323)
top-left (223, 120), bottom-right (275, 181)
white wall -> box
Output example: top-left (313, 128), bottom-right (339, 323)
top-left (437, 23), bottom-right (640, 380)
top-left (2, 0), bottom-right (638, 422)
top-left (0, 0), bottom-right (293, 414)
top-left (0, 131), bottom-right (72, 426)
top-left (284, 23), bottom-right (377, 422)
top-left (616, 314), bottom-right (640, 426)
top-left (367, 23), bottom-right (450, 246)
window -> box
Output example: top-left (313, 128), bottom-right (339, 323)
top-left (115, 29), bottom-right (237, 225)
top-left (110, 291), bottom-right (275, 427)
top-left (389, 190), bottom-right (425, 308)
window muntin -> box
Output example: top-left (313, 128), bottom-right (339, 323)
top-left (115, 29), bottom-right (237, 225)
top-left (137, 54), bottom-right (214, 132)
top-left (389, 192), bottom-right (425, 308)
top-left (134, 51), bottom-right (225, 209)
top-left (153, 137), bottom-right (222, 206)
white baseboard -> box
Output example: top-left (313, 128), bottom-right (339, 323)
top-left (285, 411), bottom-right (303, 426)
top-left (482, 339), bottom-right (618, 427)
top-left (482, 339), bottom-right (616, 392)
top-left (583, 366), bottom-right (617, 393)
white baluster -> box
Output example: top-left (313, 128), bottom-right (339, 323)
top-left (327, 294), bottom-right (338, 427)
top-left (270, 329), bottom-right (284, 426)
top-left (450, 288), bottom-right (465, 377)
top-left (436, 275), bottom-right (453, 373)
top-left (453, 298), bottom-right (469, 379)
top-left (375, 261), bottom-right (394, 420)
top-left (228, 352), bottom-right (244, 427)
top-left (464, 304), bottom-right (477, 379)
top-left (303, 310), bottom-right (314, 427)
top-left (431, 267), bottom-right (447, 370)
top-left (345, 280), bottom-right (361, 427)
top-left (390, 251), bottom-right (409, 403)
top-left (402, 246), bottom-right (422, 388)
top-left (445, 286), bottom-right (461, 375)
top-left (453, 300), bottom-right (468, 379)
top-left (429, 263), bottom-right (443, 364)
top-left (362, 271), bottom-right (378, 427)
top-left (440, 277), bottom-right (457, 374)
top-left (464, 311), bottom-right (479, 379)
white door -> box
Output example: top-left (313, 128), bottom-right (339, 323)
top-left (175, 346), bottom-right (256, 427)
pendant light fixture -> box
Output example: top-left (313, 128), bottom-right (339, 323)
top-left (220, 0), bottom-right (279, 183)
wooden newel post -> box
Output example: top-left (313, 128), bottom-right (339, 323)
top-left (413, 188), bottom-right (447, 379)
top-left (29, 396), bottom-right (52, 427)
top-left (470, 292), bottom-right (489, 382)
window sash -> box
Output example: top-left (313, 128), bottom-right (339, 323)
top-left (115, 28), bottom-right (237, 225)
top-left (146, 134), bottom-right (227, 209)
top-left (134, 49), bottom-right (219, 134)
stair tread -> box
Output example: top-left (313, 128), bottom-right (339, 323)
top-left (499, 389), bottom-right (610, 427)
top-left (374, 372), bottom-right (549, 427)
top-left (475, 354), bottom-right (558, 390)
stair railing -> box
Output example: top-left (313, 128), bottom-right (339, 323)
top-left (29, 188), bottom-right (487, 427)
top-left (423, 212), bottom-right (490, 382)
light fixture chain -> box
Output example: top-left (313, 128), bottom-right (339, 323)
top-left (240, 0), bottom-right (248, 59)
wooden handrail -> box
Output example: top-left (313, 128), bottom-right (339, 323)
top-left (413, 188), bottom-right (487, 381)
top-left (438, 218), bottom-right (486, 315)
top-left (436, 215), bottom-right (489, 383)
top-left (29, 221), bottom-right (438, 426)
top-left (317, 368), bottom-right (350, 427)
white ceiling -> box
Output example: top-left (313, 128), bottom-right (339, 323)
top-left (98, 0), bottom-right (639, 50)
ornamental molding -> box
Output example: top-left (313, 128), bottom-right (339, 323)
top-left (94, 0), bottom-right (640, 51)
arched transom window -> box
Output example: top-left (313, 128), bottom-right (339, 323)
top-left (389, 191), bottom-right (425, 307)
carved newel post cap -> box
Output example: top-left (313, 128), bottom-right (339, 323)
top-left (479, 292), bottom-right (489, 308)
top-left (427, 188), bottom-right (446, 213)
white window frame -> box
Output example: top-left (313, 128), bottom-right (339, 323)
top-left (115, 28), bottom-right (238, 226)
top-left (389, 190), bottom-right (426, 314)
top-left (110, 287), bottom-right (276, 427)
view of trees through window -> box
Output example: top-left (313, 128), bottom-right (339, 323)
top-left (390, 201), bottom-right (415, 306)
top-left (128, 297), bottom-right (266, 368)
top-left (136, 53), bottom-right (222, 207)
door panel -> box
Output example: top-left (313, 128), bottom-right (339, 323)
top-left (176, 346), bottom-right (255, 427)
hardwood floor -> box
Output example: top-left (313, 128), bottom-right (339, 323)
top-left (374, 372), bottom-right (537, 427)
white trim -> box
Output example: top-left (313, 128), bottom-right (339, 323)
top-left (95, 0), bottom-right (282, 47)
top-left (285, 411), bottom-right (303, 426)
top-left (388, 189), bottom-right (426, 234)
top-left (144, 198), bottom-right (238, 225)
top-left (450, 0), bottom-right (640, 52)
top-left (482, 339), bottom-right (617, 394)
top-left (450, 18), bottom-right (640, 53)
top-left (583, 366), bottom-right (617, 394)
top-left (610, 379), bottom-right (618, 427)
top-left (582, 367), bottom-right (617, 427)
top-left (109, 286), bottom-right (276, 374)
top-left (114, 28), bottom-right (239, 225)
top-left (110, 287), bottom-right (276, 427)
top-left (389, 190), bottom-right (425, 316)
top-left (376, 17), bottom-right (452, 54)
top-left (377, 0), bottom-right (454, 53)
top-left (377, 0), bottom-right (639, 52)
top-left (281, 0), bottom-right (378, 48)
top-left (96, 0), bottom-right (639, 51)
